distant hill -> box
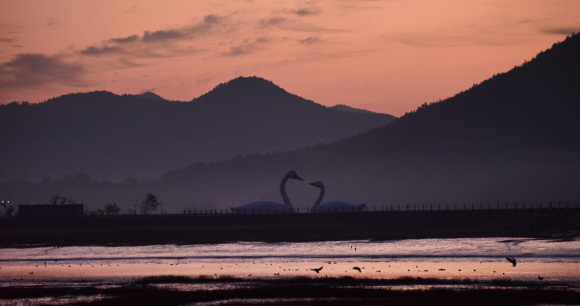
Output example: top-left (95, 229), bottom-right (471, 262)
top-left (135, 92), bottom-right (164, 100)
top-left (2, 33), bottom-right (579, 212)
top-left (330, 104), bottom-right (379, 114)
top-left (0, 77), bottom-right (396, 182)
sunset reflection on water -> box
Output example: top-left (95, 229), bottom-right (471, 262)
top-left (1, 238), bottom-right (579, 285)
top-left (2, 262), bottom-right (579, 284)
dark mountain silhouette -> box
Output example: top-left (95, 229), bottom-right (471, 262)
top-left (0, 77), bottom-right (396, 182)
top-left (136, 92), bottom-right (164, 100)
top-left (2, 33), bottom-right (579, 212)
top-left (330, 104), bottom-right (379, 114)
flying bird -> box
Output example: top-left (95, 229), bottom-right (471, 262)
top-left (310, 267), bottom-right (323, 273)
top-left (353, 266), bottom-right (362, 273)
top-left (506, 257), bottom-right (517, 267)
top-left (309, 181), bottom-right (366, 213)
top-left (230, 170), bottom-right (303, 214)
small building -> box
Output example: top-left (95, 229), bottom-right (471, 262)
top-left (18, 204), bottom-right (84, 217)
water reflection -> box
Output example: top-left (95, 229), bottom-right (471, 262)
top-left (1, 238), bottom-right (579, 266)
top-left (1, 238), bottom-right (579, 288)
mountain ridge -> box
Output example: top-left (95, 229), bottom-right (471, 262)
top-left (330, 104), bottom-right (380, 114)
top-left (195, 76), bottom-right (291, 101)
top-left (0, 77), bottom-right (396, 182)
top-left (336, 32), bottom-right (580, 154)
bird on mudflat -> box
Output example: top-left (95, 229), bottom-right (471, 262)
top-left (311, 267), bottom-right (323, 274)
top-left (353, 267), bottom-right (362, 273)
top-left (506, 257), bottom-right (517, 267)
top-left (538, 276), bottom-right (544, 280)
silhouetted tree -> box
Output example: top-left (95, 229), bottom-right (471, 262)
top-left (4, 205), bottom-right (15, 217)
top-left (140, 193), bottom-right (160, 215)
top-left (50, 194), bottom-right (66, 205)
top-left (49, 194), bottom-right (76, 205)
top-left (104, 203), bottom-right (120, 215)
top-left (87, 208), bottom-right (104, 216)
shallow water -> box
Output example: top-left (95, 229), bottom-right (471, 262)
top-left (2, 237), bottom-right (579, 265)
top-left (1, 237), bottom-right (579, 288)
top-left (1, 238), bottom-right (580, 305)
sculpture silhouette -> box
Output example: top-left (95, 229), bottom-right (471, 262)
top-left (230, 170), bottom-right (303, 214)
top-left (309, 181), bottom-right (366, 213)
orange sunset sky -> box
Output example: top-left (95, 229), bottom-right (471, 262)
top-left (1, 0), bottom-right (579, 116)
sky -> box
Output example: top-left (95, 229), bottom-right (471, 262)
top-left (0, 1), bottom-right (579, 117)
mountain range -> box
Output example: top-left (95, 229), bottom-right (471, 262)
top-left (0, 77), bottom-right (395, 182)
top-left (1, 33), bottom-right (579, 212)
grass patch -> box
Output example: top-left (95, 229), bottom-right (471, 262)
top-left (133, 274), bottom-right (244, 285)
top-left (130, 275), bottom-right (559, 287)
top-left (51, 286), bottom-right (580, 306)
top-left (2, 276), bottom-right (579, 306)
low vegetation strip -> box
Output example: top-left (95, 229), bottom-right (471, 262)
top-left (131, 275), bottom-right (560, 287)
top-left (2, 276), bottom-right (579, 306)
top-left (1, 208), bottom-right (579, 247)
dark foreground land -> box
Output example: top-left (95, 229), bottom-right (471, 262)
top-left (2, 207), bottom-right (579, 247)
top-left (2, 276), bottom-right (580, 306)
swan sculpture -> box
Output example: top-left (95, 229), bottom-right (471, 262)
top-left (230, 170), bottom-right (303, 215)
top-left (309, 181), bottom-right (366, 213)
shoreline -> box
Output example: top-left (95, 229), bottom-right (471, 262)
top-left (2, 231), bottom-right (578, 249)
